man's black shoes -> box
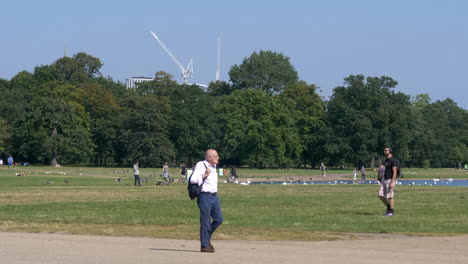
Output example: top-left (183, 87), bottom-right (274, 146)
top-left (201, 246), bottom-right (215, 253)
top-left (201, 241), bottom-right (215, 253)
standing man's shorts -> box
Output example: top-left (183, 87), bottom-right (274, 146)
top-left (378, 179), bottom-right (394, 199)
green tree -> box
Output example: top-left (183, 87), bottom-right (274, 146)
top-left (76, 83), bottom-right (123, 166)
top-left (12, 81), bottom-right (94, 164)
top-left (217, 89), bottom-right (301, 168)
top-left (95, 76), bottom-right (128, 98)
top-left (117, 91), bottom-right (174, 167)
top-left (134, 71), bottom-right (177, 96)
top-left (53, 57), bottom-right (87, 83)
top-left (229, 50), bottom-right (299, 95)
top-left (207, 80), bottom-right (234, 96)
top-left (73, 52), bottom-right (103, 78)
top-left (0, 118), bottom-right (10, 154)
top-left (0, 79), bottom-right (12, 155)
top-left (279, 81), bottom-right (325, 167)
top-left (33, 65), bottom-right (65, 84)
top-left (326, 75), bottom-right (412, 167)
top-left (168, 84), bottom-right (221, 166)
top-left (419, 99), bottom-right (468, 167)
top-left (53, 52), bottom-right (103, 83)
top-left (1, 71), bottom-right (37, 124)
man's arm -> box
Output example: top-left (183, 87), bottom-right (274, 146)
top-left (190, 162), bottom-right (210, 185)
top-left (391, 166), bottom-right (397, 188)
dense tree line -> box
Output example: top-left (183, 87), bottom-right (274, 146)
top-left (0, 51), bottom-right (466, 168)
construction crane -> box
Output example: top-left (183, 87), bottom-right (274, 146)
top-left (149, 30), bottom-right (193, 84)
top-left (216, 34), bottom-right (221, 81)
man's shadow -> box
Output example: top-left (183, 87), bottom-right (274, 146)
top-left (354, 212), bottom-right (374, 216)
top-left (149, 248), bottom-right (199, 253)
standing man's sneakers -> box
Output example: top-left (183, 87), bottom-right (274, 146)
top-left (383, 212), bottom-right (395, 216)
top-left (201, 246), bottom-right (215, 253)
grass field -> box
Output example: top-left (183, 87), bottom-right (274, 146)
top-left (0, 166), bottom-right (467, 241)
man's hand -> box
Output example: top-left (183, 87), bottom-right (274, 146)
top-left (203, 168), bottom-right (211, 179)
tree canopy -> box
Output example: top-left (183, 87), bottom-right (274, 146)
top-left (0, 52), bottom-right (466, 168)
top-left (229, 50), bottom-right (299, 95)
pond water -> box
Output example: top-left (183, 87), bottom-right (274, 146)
top-left (248, 179), bottom-right (468, 187)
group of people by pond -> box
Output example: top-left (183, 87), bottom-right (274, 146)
top-left (352, 166), bottom-right (367, 180)
top-left (131, 160), bottom-right (238, 187)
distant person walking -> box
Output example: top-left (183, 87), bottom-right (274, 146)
top-left (133, 160), bottom-right (141, 186)
top-left (163, 162), bottom-right (169, 180)
top-left (230, 167), bottom-right (238, 179)
top-left (353, 169), bottom-right (357, 180)
top-left (320, 163), bottom-right (326, 177)
top-left (377, 164), bottom-right (385, 182)
top-left (7, 154), bottom-right (14, 168)
top-left (180, 162), bottom-right (187, 181)
top-left (379, 147), bottom-right (398, 216)
top-left (0, 158), bottom-right (3, 168)
top-left (361, 166), bottom-right (366, 180)
top-left (190, 149), bottom-right (223, 253)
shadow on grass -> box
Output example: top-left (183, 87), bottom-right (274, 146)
top-left (353, 212), bottom-right (376, 216)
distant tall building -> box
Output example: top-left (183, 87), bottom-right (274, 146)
top-left (125, 76), bottom-right (153, 89)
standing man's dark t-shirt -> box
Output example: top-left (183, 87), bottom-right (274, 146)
top-left (383, 157), bottom-right (398, 180)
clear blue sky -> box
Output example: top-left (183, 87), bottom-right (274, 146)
top-left (1, 0), bottom-right (467, 109)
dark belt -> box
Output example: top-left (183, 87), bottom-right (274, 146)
top-left (201, 192), bottom-right (217, 196)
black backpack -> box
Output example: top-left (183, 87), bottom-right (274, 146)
top-left (187, 162), bottom-right (207, 200)
top-left (395, 159), bottom-right (403, 178)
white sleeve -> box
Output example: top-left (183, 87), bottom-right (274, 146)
top-left (190, 161), bottom-right (206, 185)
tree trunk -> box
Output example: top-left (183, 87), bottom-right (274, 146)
top-left (50, 124), bottom-right (58, 166)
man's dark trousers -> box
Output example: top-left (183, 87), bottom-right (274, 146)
top-left (197, 193), bottom-right (223, 247)
top-left (134, 175), bottom-right (141, 186)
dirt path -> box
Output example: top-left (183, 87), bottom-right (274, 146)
top-left (1, 232), bottom-right (467, 264)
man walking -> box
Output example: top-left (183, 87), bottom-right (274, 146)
top-left (7, 154), bottom-right (14, 168)
top-left (133, 160), bottom-right (141, 186)
top-left (379, 147), bottom-right (398, 216)
top-left (190, 149), bottom-right (223, 253)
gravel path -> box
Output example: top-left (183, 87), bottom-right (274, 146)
top-left (1, 232), bottom-right (467, 264)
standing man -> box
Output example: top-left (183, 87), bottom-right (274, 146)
top-left (361, 166), bottom-right (366, 180)
top-left (133, 160), bottom-right (141, 186)
top-left (180, 162), bottom-right (187, 182)
top-left (320, 163), bottom-right (326, 177)
top-left (190, 149), bottom-right (223, 253)
top-left (379, 147), bottom-right (398, 216)
top-left (7, 154), bottom-right (14, 168)
top-left (162, 162), bottom-right (169, 181)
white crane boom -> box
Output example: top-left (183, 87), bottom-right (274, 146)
top-left (216, 34), bottom-right (221, 81)
top-left (149, 30), bottom-right (192, 83)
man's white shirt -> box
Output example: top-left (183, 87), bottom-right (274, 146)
top-left (190, 160), bottom-right (218, 193)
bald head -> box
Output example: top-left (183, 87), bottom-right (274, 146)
top-left (206, 149), bottom-right (219, 166)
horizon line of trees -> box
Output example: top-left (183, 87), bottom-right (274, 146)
top-left (0, 51), bottom-right (466, 169)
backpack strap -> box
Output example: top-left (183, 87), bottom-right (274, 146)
top-left (189, 162), bottom-right (208, 186)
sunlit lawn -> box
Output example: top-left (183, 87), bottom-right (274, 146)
top-left (0, 166), bottom-right (467, 241)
